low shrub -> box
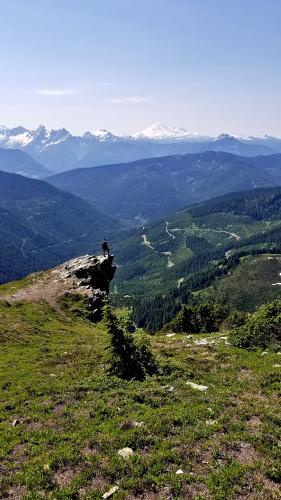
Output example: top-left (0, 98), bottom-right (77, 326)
top-left (229, 300), bottom-right (281, 348)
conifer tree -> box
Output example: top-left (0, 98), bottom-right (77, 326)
top-left (103, 305), bottom-right (158, 380)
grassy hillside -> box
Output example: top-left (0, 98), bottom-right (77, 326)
top-left (197, 254), bottom-right (281, 311)
top-left (0, 274), bottom-right (280, 499)
top-left (114, 188), bottom-right (281, 295)
top-left (112, 188), bottom-right (281, 330)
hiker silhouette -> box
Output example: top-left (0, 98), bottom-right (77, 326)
top-left (102, 239), bottom-right (110, 256)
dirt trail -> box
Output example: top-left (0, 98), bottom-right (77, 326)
top-left (141, 235), bottom-right (175, 268)
top-left (0, 262), bottom-right (89, 313)
top-left (27, 216), bottom-right (38, 235)
top-left (165, 221), bottom-right (175, 239)
top-left (208, 228), bottom-right (240, 241)
top-left (141, 221), bottom-right (240, 277)
top-left (166, 224), bottom-right (240, 241)
top-left (141, 234), bottom-right (154, 250)
top-left (0, 273), bottom-right (72, 313)
top-left (177, 277), bottom-right (184, 288)
top-left (20, 238), bottom-right (28, 258)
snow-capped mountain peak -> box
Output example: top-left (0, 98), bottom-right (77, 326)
top-left (132, 122), bottom-right (201, 141)
top-left (1, 123), bottom-right (281, 177)
top-left (92, 129), bottom-right (115, 140)
top-left (83, 129), bottom-right (119, 142)
top-left (33, 124), bottom-right (50, 139)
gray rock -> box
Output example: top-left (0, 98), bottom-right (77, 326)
top-left (53, 254), bottom-right (116, 322)
top-left (176, 469), bottom-right (184, 474)
top-left (117, 447), bottom-right (134, 460)
top-left (186, 381), bottom-right (208, 391)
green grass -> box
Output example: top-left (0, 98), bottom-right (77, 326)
top-left (0, 296), bottom-right (280, 498)
top-left (0, 271), bottom-right (45, 296)
top-left (197, 254), bottom-right (281, 311)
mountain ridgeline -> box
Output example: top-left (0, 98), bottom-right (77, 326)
top-left (1, 123), bottom-right (281, 174)
top-left (48, 151), bottom-right (281, 223)
top-left (0, 147), bottom-right (51, 178)
top-left (0, 171), bottom-right (120, 283)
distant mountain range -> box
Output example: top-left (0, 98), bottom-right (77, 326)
top-left (0, 147), bottom-right (51, 178)
top-left (0, 170), bottom-right (120, 283)
top-left (48, 151), bottom-right (281, 223)
top-left (1, 123), bottom-right (281, 174)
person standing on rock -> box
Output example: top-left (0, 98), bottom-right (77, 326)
top-left (102, 239), bottom-right (110, 256)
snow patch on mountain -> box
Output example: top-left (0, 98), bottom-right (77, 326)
top-left (86, 129), bottom-right (119, 142)
top-left (0, 130), bottom-right (33, 147)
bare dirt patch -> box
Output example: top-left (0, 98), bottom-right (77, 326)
top-left (227, 442), bottom-right (261, 465)
top-left (128, 486), bottom-right (173, 499)
top-left (182, 482), bottom-right (211, 499)
top-left (237, 472), bottom-right (281, 499)
top-left (246, 416), bottom-right (262, 435)
top-left (10, 443), bottom-right (27, 466)
top-left (238, 368), bottom-right (253, 381)
top-left (6, 485), bottom-right (28, 499)
top-left (6, 274), bottom-right (70, 313)
top-left (54, 466), bottom-right (81, 489)
top-left (0, 259), bottom-right (91, 312)
top-left (79, 477), bottom-right (108, 497)
top-left (52, 402), bottom-right (67, 415)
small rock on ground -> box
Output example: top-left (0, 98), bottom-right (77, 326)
top-left (117, 447), bottom-right (134, 460)
top-left (205, 419), bottom-right (217, 426)
top-left (194, 338), bottom-right (215, 346)
top-left (186, 381), bottom-right (208, 391)
top-left (132, 421), bottom-right (144, 427)
top-left (102, 485), bottom-right (119, 498)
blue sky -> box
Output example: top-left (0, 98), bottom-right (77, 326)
top-left (1, 0), bottom-right (281, 136)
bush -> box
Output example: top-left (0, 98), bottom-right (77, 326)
top-left (229, 300), bottom-right (281, 349)
top-left (169, 303), bottom-right (229, 334)
top-left (224, 310), bottom-right (248, 329)
top-left (103, 305), bottom-right (158, 380)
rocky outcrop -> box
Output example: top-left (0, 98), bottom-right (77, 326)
top-left (54, 254), bottom-right (117, 320)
